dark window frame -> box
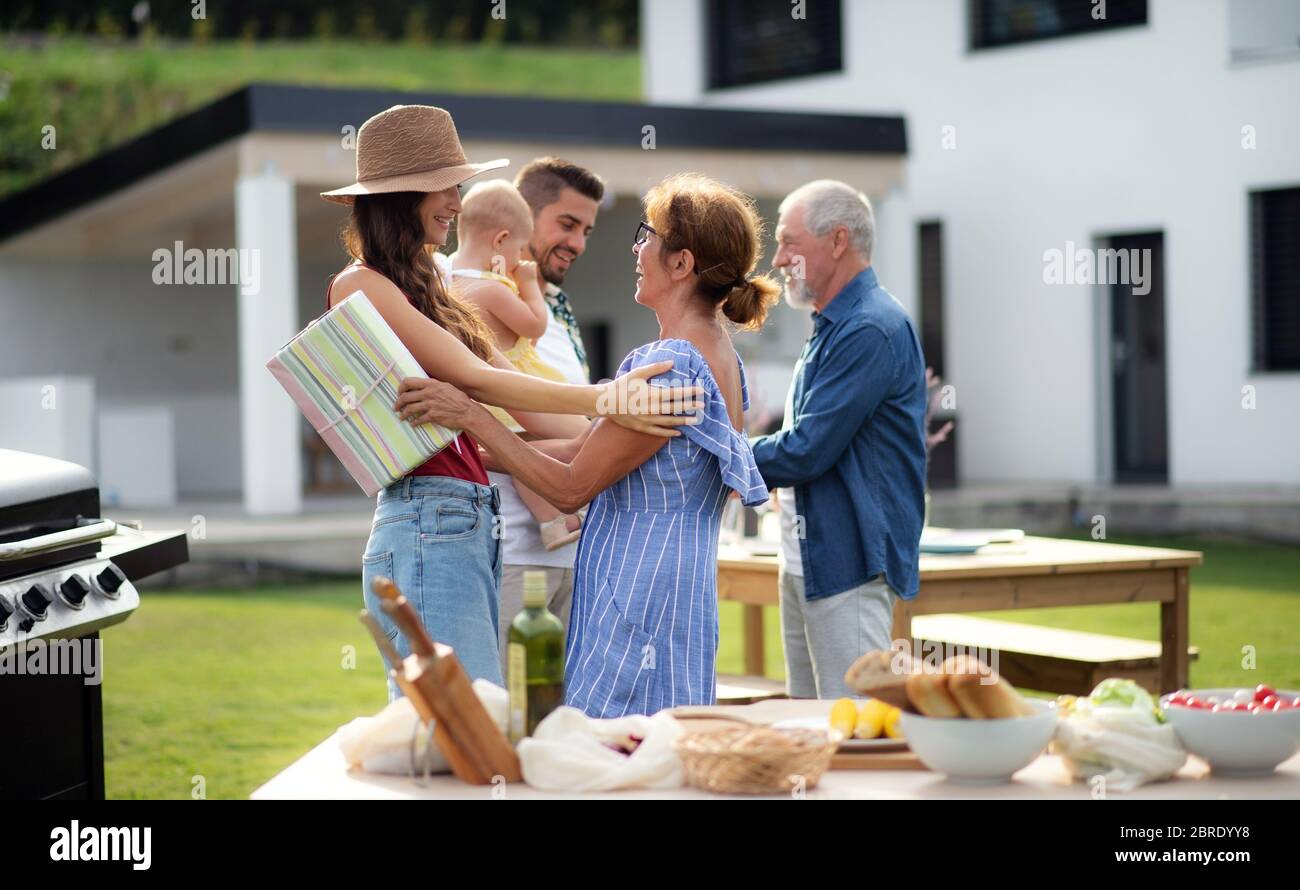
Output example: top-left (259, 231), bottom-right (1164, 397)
top-left (705, 0), bottom-right (844, 91)
top-left (918, 221), bottom-right (947, 379)
top-left (969, 0), bottom-right (1148, 51)
top-left (1250, 186), bottom-right (1300, 373)
top-left (918, 220), bottom-right (959, 488)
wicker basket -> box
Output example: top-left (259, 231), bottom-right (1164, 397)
top-left (674, 725), bottom-right (841, 795)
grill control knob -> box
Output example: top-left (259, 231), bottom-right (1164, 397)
top-left (0, 594), bottom-right (12, 633)
top-left (59, 575), bottom-right (92, 609)
top-left (94, 564), bottom-right (128, 599)
top-left (18, 583), bottom-right (52, 622)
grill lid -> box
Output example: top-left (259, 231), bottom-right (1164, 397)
top-left (0, 450), bottom-right (96, 512)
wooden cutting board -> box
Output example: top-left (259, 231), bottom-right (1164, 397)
top-left (830, 748), bottom-right (926, 770)
top-left (367, 577), bottom-right (522, 785)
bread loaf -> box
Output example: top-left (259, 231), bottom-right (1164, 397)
top-left (903, 653), bottom-right (1035, 719)
top-left (843, 648), bottom-right (916, 710)
top-left (904, 671), bottom-right (963, 718)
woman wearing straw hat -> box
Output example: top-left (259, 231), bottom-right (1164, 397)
top-left (321, 105), bottom-right (698, 696)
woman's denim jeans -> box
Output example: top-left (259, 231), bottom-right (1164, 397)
top-left (362, 476), bottom-right (504, 700)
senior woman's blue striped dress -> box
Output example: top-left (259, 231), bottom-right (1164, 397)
top-left (565, 339), bottom-right (769, 717)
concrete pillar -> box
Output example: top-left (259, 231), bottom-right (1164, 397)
top-left (235, 165), bottom-right (302, 515)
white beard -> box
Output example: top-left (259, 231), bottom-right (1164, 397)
top-left (782, 276), bottom-right (817, 309)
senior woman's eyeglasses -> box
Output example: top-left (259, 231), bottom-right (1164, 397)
top-left (635, 221), bottom-right (704, 275)
top-left (633, 221), bottom-right (657, 248)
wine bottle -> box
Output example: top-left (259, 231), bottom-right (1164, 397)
top-left (507, 571), bottom-right (565, 742)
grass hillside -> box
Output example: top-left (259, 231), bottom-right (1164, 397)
top-left (0, 36), bottom-right (641, 195)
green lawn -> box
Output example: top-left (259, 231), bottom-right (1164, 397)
top-left (0, 36), bottom-right (641, 195)
top-left (103, 585), bottom-right (389, 799)
top-left (102, 533), bottom-right (1299, 798)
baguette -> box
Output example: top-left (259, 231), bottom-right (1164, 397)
top-left (844, 648), bottom-right (916, 711)
top-left (949, 672), bottom-right (1035, 718)
top-left (905, 671), bottom-right (963, 718)
top-left (943, 654), bottom-right (1035, 718)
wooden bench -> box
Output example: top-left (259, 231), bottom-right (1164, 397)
top-left (716, 673), bottom-right (787, 704)
top-left (911, 614), bottom-right (1199, 696)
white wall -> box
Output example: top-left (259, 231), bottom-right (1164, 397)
top-left (98, 406), bottom-right (177, 507)
top-left (0, 247), bottom-right (366, 502)
top-left (0, 257), bottom-right (243, 496)
top-left (0, 375), bottom-right (95, 469)
top-left (643, 0), bottom-right (1300, 486)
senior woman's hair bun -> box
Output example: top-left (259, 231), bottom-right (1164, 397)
top-left (721, 274), bottom-right (781, 331)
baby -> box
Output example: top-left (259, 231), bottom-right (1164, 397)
top-left (451, 179), bottom-right (584, 551)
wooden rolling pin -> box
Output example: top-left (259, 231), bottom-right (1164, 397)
top-left (358, 609), bottom-right (485, 783)
top-left (371, 576), bottom-right (522, 785)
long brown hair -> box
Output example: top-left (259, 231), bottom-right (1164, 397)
top-left (343, 191), bottom-right (494, 360)
top-left (643, 173), bottom-right (779, 331)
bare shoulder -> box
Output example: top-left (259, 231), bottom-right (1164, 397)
top-left (329, 264), bottom-right (405, 308)
top-left (454, 277), bottom-right (516, 305)
top-left (691, 337), bottom-right (744, 431)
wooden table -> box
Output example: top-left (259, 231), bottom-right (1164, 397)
top-left (717, 536), bottom-right (1203, 692)
top-left (252, 699), bottom-right (1297, 800)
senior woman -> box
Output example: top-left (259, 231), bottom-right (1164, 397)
top-left (396, 173), bottom-right (779, 716)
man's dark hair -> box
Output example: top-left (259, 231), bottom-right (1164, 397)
top-left (514, 157), bottom-right (605, 214)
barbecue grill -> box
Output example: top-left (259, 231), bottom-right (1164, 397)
top-left (0, 448), bottom-right (189, 799)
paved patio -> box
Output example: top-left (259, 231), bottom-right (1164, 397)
top-left (107, 483), bottom-right (1300, 588)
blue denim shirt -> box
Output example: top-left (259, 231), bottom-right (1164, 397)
top-left (750, 267), bottom-right (927, 601)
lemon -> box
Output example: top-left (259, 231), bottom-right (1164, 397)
top-left (856, 698), bottom-right (891, 739)
top-left (829, 698), bottom-right (858, 738)
top-left (883, 705), bottom-right (904, 739)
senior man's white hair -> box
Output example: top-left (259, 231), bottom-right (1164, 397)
top-left (779, 179), bottom-right (875, 262)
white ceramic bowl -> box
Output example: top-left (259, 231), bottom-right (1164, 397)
top-left (1160, 688), bottom-right (1300, 776)
top-left (898, 700), bottom-right (1058, 784)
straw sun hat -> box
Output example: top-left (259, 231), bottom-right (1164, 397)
top-left (320, 104), bottom-right (508, 204)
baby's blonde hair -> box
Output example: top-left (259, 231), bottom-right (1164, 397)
top-left (459, 179), bottom-right (534, 243)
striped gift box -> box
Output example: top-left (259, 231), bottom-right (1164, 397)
top-left (266, 289), bottom-right (458, 497)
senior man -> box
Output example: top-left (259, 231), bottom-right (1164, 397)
top-left (750, 180), bottom-right (928, 699)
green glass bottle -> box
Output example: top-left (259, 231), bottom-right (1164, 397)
top-left (507, 571), bottom-right (565, 743)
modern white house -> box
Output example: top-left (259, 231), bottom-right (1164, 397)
top-left (644, 0), bottom-right (1300, 502)
top-left (0, 83), bottom-right (904, 515)
top-left (2, 0), bottom-right (1297, 542)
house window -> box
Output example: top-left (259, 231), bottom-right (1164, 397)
top-left (707, 0), bottom-right (843, 90)
top-left (918, 222), bottom-right (947, 378)
top-left (970, 0), bottom-right (1147, 50)
top-left (919, 221), bottom-right (958, 488)
top-left (582, 321), bottom-right (613, 383)
top-left (1251, 187), bottom-right (1300, 372)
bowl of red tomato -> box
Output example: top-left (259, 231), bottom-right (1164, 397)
top-left (1160, 686), bottom-right (1300, 775)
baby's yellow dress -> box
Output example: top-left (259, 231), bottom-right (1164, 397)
top-left (452, 268), bottom-right (566, 433)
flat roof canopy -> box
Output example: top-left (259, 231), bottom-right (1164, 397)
top-left (0, 83), bottom-right (907, 260)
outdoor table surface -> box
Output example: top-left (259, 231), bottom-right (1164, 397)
top-left (717, 535), bottom-right (1204, 691)
top-left (251, 699), bottom-right (1299, 800)
top-left (717, 534), bottom-right (1203, 580)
